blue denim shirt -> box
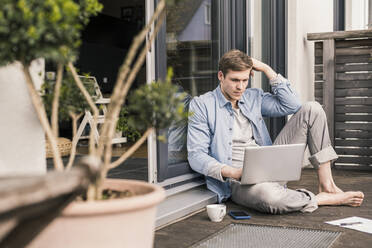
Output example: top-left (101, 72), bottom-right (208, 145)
top-left (187, 75), bottom-right (302, 202)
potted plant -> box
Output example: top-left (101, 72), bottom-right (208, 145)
top-left (115, 107), bottom-right (141, 142)
top-left (0, 0), bottom-right (182, 247)
top-left (42, 70), bottom-right (97, 166)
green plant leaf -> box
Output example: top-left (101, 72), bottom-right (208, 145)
top-left (41, 70), bottom-right (97, 121)
top-left (127, 68), bottom-right (191, 139)
top-left (0, 0), bottom-right (102, 65)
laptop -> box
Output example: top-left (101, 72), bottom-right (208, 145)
top-left (240, 143), bottom-right (306, 185)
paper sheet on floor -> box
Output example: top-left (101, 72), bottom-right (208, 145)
top-left (325, 216), bottom-right (372, 234)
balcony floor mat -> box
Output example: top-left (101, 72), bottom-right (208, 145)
top-left (190, 223), bottom-right (341, 248)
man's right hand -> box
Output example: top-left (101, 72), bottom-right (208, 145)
top-left (251, 58), bottom-right (277, 81)
top-left (221, 165), bottom-right (243, 180)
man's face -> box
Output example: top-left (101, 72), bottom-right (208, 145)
top-left (218, 69), bottom-right (251, 103)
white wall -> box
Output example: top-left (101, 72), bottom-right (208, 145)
top-left (0, 60), bottom-right (46, 175)
top-left (250, 0), bottom-right (263, 89)
top-left (345, 0), bottom-right (369, 30)
top-left (286, 0), bottom-right (334, 167)
top-left (287, 0), bottom-right (333, 103)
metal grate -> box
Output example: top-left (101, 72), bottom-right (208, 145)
top-left (191, 224), bottom-right (341, 248)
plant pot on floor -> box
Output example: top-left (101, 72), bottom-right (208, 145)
top-left (114, 130), bottom-right (123, 138)
top-left (27, 179), bottom-right (165, 248)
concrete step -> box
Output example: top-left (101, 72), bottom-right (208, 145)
top-left (155, 185), bottom-right (217, 228)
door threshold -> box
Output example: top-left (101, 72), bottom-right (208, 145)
top-left (155, 185), bottom-right (217, 228)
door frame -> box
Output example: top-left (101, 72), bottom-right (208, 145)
top-left (145, 0), bottom-right (158, 184)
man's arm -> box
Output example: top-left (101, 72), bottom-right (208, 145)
top-left (251, 58), bottom-right (302, 117)
top-left (221, 166), bottom-right (242, 180)
top-left (187, 98), bottom-right (242, 181)
top-left (187, 97), bottom-right (221, 179)
top-left (251, 58), bottom-right (277, 81)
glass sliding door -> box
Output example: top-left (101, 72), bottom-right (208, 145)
top-left (156, 0), bottom-right (217, 182)
top-left (261, 0), bottom-right (286, 141)
top-left (155, 0), bottom-right (247, 182)
top-left (166, 0), bottom-right (215, 97)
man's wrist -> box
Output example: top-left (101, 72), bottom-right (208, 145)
top-left (221, 165), bottom-right (235, 179)
top-left (269, 74), bottom-right (286, 87)
top-left (221, 165), bottom-right (230, 178)
top-left (221, 165), bottom-right (241, 180)
top-left (262, 64), bottom-right (277, 81)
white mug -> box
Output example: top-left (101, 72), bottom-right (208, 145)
top-left (206, 204), bottom-right (226, 222)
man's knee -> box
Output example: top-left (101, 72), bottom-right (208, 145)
top-left (232, 182), bottom-right (296, 214)
top-left (299, 101), bottom-right (325, 117)
top-left (258, 196), bottom-right (287, 214)
top-left (249, 183), bottom-right (287, 214)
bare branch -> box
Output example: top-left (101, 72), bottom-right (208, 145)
top-left (67, 62), bottom-right (99, 155)
top-left (96, 0), bottom-right (166, 156)
top-left (22, 65), bottom-right (64, 171)
top-left (66, 112), bottom-right (83, 170)
top-left (71, 112), bottom-right (83, 138)
top-left (109, 128), bottom-right (153, 169)
top-left (102, 10), bottom-right (166, 171)
top-left (51, 63), bottom-right (63, 137)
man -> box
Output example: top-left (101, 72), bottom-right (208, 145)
top-left (187, 49), bottom-right (364, 214)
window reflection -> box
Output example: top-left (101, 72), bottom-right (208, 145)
top-left (167, 86), bottom-right (192, 165)
top-left (166, 0), bottom-right (216, 165)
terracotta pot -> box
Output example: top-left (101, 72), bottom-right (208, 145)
top-left (28, 179), bottom-right (165, 248)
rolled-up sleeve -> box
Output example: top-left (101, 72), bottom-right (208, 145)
top-left (261, 74), bottom-right (302, 117)
top-left (187, 98), bottom-right (225, 181)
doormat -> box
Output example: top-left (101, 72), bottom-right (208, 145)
top-left (190, 224), bottom-right (341, 248)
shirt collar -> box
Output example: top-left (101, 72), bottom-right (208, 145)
top-left (215, 84), bottom-right (246, 108)
top-left (215, 85), bottom-right (230, 108)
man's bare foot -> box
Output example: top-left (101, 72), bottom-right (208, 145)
top-left (319, 181), bottom-right (343, 194)
top-left (316, 191), bottom-right (364, 207)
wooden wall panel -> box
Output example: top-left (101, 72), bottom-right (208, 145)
top-left (314, 41), bottom-right (324, 105)
top-left (332, 37), bottom-right (372, 168)
top-left (309, 37), bottom-right (372, 168)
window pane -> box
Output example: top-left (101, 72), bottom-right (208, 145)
top-left (166, 0), bottom-right (216, 165)
top-left (166, 0), bottom-right (216, 96)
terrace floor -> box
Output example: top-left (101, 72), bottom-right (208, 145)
top-left (47, 142), bottom-right (149, 181)
top-left (154, 168), bottom-right (372, 248)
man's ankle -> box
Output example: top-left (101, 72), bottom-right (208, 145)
top-left (319, 179), bottom-right (334, 188)
top-left (319, 181), bottom-right (343, 193)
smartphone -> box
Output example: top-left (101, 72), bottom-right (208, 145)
top-left (228, 210), bottom-right (251, 220)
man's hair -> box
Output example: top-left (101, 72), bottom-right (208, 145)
top-left (218, 49), bottom-right (253, 76)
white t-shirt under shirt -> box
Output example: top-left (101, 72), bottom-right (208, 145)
top-left (207, 74), bottom-right (284, 181)
top-left (209, 107), bottom-right (258, 181)
top-left (231, 108), bottom-right (258, 168)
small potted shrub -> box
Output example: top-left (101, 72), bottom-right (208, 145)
top-left (0, 0), bottom-right (181, 247)
top-left (115, 107), bottom-right (141, 142)
top-left (42, 70), bottom-right (97, 166)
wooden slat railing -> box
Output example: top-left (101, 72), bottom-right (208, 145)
top-left (308, 30), bottom-right (372, 169)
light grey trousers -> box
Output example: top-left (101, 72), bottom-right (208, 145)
top-left (231, 101), bottom-right (338, 214)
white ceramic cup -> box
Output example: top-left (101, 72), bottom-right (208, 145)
top-left (206, 204), bottom-right (226, 222)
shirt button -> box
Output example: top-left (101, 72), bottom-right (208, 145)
top-left (229, 128), bottom-right (232, 131)
top-left (229, 142), bottom-right (232, 145)
top-left (230, 113), bottom-right (233, 116)
top-left (228, 157), bottom-right (231, 160)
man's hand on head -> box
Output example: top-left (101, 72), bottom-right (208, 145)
top-left (221, 165), bottom-right (243, 180)
top-left (251, 58), bottom-right (277, 81)
top-left (251, 58), bottom-right (267, 72)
